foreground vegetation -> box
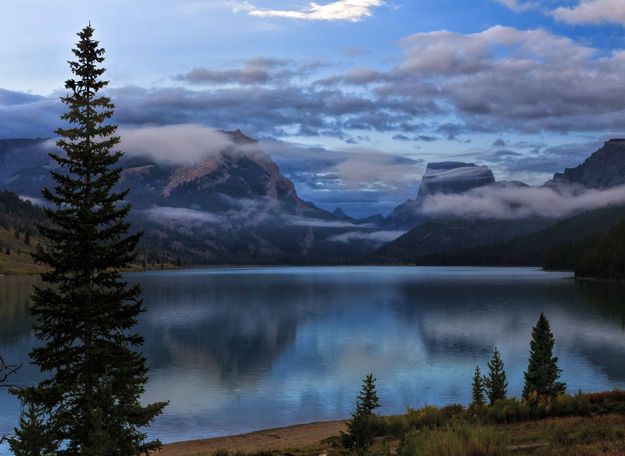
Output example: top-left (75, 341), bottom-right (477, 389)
top-left (195, 412), bottom-right (625, 456)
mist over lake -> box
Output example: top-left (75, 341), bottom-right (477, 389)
top-left (2, 266), bottom-right (625, 451)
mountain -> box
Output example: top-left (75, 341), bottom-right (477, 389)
top-left (547, 139), bottom-right (625, 189)
top-left (371, 216), bottom-right (550, 263)
top-left (0, 131), bottom-right (386, 264)
top-left (385, 162), bottom-right (497, 229)
top-left (387, 204), bottom-right (625, 267)
top-left (332, 207), bottom-right (353, 220)
top-left (373, 140), bottom-right (625, 266)
top-left (360, 213), bottom-right (385, 224)
top-left (417, 162), bottom-right (496, 198)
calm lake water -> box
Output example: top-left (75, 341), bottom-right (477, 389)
top-left (1, 266), bottom-right (625, 451)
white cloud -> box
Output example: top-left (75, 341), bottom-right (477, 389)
top-left (286, 215), bottom-right (363, 228)
top-left (495, 0), bottom-right (536, 12)
top-left (143, 206), bottom-right (219, 223)
top-left (119, 125), bottom-right (235, 166)
top-left (329, 230), bottom-right (405, 243)
top-left (248, 0), bottom-right (383, 22)
top-left (552, 0), bottom-right (625, 26)
top-left (420, 183), bottom-right (625, 220)
top-left (183, 1), bottom-right (255, 14)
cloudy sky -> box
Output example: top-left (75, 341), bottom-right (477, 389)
top-left (1, 0), bottom-right (625, 216)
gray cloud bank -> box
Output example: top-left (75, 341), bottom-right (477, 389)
top-left (5, 25), bottom-right (625, 142)
top-left (420, 183), bottom-right (625, 220)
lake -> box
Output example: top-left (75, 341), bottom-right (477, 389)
top-left (1, 266), bottom-right (625, 452)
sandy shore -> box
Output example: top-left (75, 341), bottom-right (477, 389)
top-left (158, 420), bottom-right (347, 456)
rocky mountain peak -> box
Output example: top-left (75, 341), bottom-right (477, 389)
top-left (548, 139), bottom-right (625, 189)
top-left (227, 129), bottom-right (257, 145)
top-left (332, 207), bottom-right (351, 219)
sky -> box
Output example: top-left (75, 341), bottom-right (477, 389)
top-left (1, 0), bottom-right (625, 217)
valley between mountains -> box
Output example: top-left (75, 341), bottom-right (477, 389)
top-left (1, 132), bottom-right (625, 271)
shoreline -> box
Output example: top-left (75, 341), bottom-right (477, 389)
top-left (158, 420), bottom-right (346, 456)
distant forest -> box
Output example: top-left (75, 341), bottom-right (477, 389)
top-left (409, 203), bottom-right (625, 282)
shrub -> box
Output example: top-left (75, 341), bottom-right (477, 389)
top-left (405, 406), bottom-right (446, 430)
top-left (441, 404), bottom-right (465, 419)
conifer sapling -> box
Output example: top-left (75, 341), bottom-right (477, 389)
top-left (485, 348), bottom-right (508, 405)
top-left (523, 312), bottom-right (566, 399)
top-left (471, 365), bottom-right (486, 407)
top-left (342, 374), bottom-right (381, 456)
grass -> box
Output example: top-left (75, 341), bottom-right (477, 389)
top-left (188, 409), bottom-right (625, 456)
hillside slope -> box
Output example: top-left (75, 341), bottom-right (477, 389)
top-left (391, 204), bottom-right (625, 267)
top-left (0, 190), bottom-right (47, 274)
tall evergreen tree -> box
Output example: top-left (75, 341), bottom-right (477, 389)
top-left (12, 25), bottom-right (166, 455)
top-left (523, 313), bottom-right (566, 399)
top-left (342, 374), bottom-right (381, 456)
top-left (471, 366), bottom-right (485, 407)
top-left (484, 348), bottom-right (507, 405)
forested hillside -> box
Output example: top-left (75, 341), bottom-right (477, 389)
top-left (402, 204), bottom-right (625, 268)
top-left (573, 223), bottom-right (625, 281)
top-left (0, 190), bottom-right (47, 274)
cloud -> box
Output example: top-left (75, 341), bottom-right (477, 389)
top-left (248, 0), bottom-right (383, 22)
top-left (482, 140), bottom-right (603, 175)
top-left (143, 206), bottom-right (219, 223)
top-left (119, 125), bottom-right (236, 166)
top-left (328, 230), bottom-right (405, 243)
top-left (286, 215), bottom-right (365, 228)
top-left (176, 58), bottom-right (316, 86)
top-left (494, 0), bottom-right (537, 12)
top-left (492, 138), bottom-right (506, 148)
top-left (0, 88), bottom-right (62, 138)
top-left (552, 0), bottom-right (625, 26)
top-left (420, 183), bottom-right (625, 220)
top-left (259, 139), bottom-right (423, 216)
top-left (182, 1), bottom-right (255, 13)
top-left (9, 25), bottom-right (625, 144)
top-left (373, 25), bottom-right (625, 134)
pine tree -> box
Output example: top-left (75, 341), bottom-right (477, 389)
top-left (9, 403), bottom-right (58, 455)
top-left (342, 374), bottom-right (381, 456)
top-left (357, 373), bottom-right (381, 415)
top-left (12, 25), bottom-right (167, 455)
top-left (471, 366), bottom-right (485, 407)
top-left (523, 313), bottom-right (566, 399)
top-left (484, 348), bottom-right (507, 405)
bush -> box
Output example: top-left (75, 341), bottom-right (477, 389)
top-left (372, 415), bottom-right (407, 439)
top-left (404, 406), bottom-right (446, 430)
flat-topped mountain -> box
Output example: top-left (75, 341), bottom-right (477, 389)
top-left (417, 162), bottom-right (496, 198)
top-left (386, 161), bottom-right (498, 229)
